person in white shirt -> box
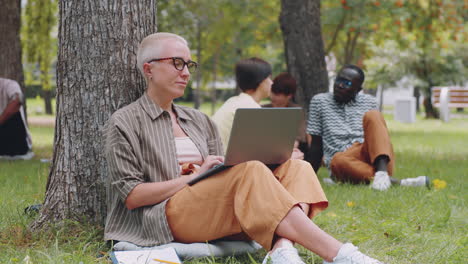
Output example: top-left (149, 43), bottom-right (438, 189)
top-left (212, 57), bottom-right (272, 150)
top-left (0, 77), bottom-right (33, 159)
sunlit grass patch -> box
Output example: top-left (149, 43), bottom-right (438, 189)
top-left (0, 112), bottom-right (467, 263)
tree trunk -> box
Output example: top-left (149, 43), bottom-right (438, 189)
top-left (43, 90), bottom-right (53, 115)
top-left (280, 0), bottom-right (328, 111)
top-left (31, 0), bottom-right (156, 229)
top-left (0, 0), bottom-right (26, 118)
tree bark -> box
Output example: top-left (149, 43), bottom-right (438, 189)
top-left (280, 0), bottom-right (329, 111)
top-left (32, 0), bottom-right (156, 229)
top-left (43, 90), bottom-right (53, 115)
top-left (0, 0), bottom-right (26, 117)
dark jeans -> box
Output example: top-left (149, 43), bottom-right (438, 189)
top-left (0, 112), bottom-right (29, 156)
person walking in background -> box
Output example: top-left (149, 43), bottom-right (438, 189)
top-left (307, 64), bottom-right (429, 190)
top-left (0, 77), bottom-right (33, 159)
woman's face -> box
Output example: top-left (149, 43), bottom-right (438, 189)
top-left (145, 39), bottom-right (192, 100)
top-left (270, 92), bottom-right (292, 107)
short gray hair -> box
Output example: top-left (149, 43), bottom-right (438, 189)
top-left (136, 32), bottom-right (188, 78)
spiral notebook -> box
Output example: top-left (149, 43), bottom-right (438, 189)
top-left (110, 247), bottom-right (182, 264)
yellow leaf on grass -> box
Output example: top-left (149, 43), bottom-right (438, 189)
top-left (433, 179), bottom-right (447, 190)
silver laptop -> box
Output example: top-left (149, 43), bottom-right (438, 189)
top-left (188, 107), bottom-right (302, 185)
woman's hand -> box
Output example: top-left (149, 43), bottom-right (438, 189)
top-left (199, 155), bottom-right (224, 174)
top-left (185, 155), bottom-right (224, 182)
top-left (291, 147), bottom-right (304, 160)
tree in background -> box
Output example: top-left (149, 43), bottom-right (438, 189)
top-left (0, 0), bottom-right (26, 115)
top-left (321, 0), bottom-right (466, 118)
top-left (157, 0), bottom-right (284, 109)
top-left (362, 0), bottom-right (467, 117)
top-left (322, 0), bottom-right (377, 66)
top-left (393, 0), bottom-right (466, 118)
top-left (32, 0), bottom-right (156, 229)
top-left (22, 0), bottom-right (57, 115)
top-left (280, 0), bottom-right (328, 109)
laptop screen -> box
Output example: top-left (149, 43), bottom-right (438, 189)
top-left (224, 108), bottom-right (302, 165)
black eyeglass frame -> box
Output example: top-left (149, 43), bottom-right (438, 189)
top-left (147, 57), bottom-right (198, 73)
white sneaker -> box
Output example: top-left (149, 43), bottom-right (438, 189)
top-left (0, 151), bottom-right (34, 160)
top-left (371, 171), bottom-right (391, 191)
top-left (262, 242), bottom-right (305, 264)
top-left (401, 176), bottom-right (429, 188)
top-left (323, 243), bottom-right (383, 264)
top-left (323, 177), bottom-right (336, 185)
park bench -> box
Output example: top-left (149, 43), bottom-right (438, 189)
top-left (431, 86), bottom-right (468, 121)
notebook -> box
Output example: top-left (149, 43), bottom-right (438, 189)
top-left (188, 107), bottom-right (302, 185)
top-left (110, 247), bottom-right (182, 264)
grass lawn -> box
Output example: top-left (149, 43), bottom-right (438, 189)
top-left (0, 105), bottom-right (466, 263)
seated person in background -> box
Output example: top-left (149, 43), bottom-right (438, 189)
top-left (262, 72), bottom-right (308, 161)
top-left (0, 77), bottom-right (33, 158)
top-left (104, 33), bottom-right (384, 264)
top-left (307, 64), bottom-right (429, 190)
top-left (212, 57), bottom-right (272, 151)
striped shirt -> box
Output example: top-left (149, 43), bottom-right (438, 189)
top-left (307, 92), bottom-right (378, 168)
top-left (104, 93), bottom-right (223, 246)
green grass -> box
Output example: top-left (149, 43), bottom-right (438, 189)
top-left (0, 107), bottom-right (467, 263)
top-left (26, 97), bottom-right (56, 117)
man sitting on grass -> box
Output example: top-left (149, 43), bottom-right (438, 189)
top-left (307, 64), bottom-right (429, 190)
top-left (0, 77), bottom-right (33, 159)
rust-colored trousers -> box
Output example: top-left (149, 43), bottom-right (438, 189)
top-left (166, 159), bottom-right (328, 250)
top-left (330, 110), bottom-right (395, 184)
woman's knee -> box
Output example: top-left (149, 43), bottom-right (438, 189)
top-left (243, 160), bottom-right (269, 170)
top-left (240, 160), bottom-right (275, 180)
top-left (283, 159), bottom-right (314, 172)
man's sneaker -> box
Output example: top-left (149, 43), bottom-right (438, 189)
top-left (401, 176), bottom-right (430, 189)
top-left (371, 171), bottom-right (391, 191)
top-left (262, 242), bottom-right (305, 264)
top-left (323, 177), bottom-right (336, 185)
top-left (323, 243), bottom-right (383, 264)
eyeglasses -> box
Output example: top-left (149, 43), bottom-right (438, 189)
top-left (147, 57), bottom-right (198, 73)
top-left (335, 77), bottom-right (352, 88)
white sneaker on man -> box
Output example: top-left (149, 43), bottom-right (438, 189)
top-left (401, 176), bottom-right (430, 188)
top-left (262, 242), bottom-right (305, 264)
top-left (371, 171), bottom-right (391, 191)
top-left (323, 243), bottom-right (383, 264)
top-left (323, 177), bottom-right (336, 185)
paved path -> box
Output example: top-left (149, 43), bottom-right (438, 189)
top-left (28, 116), bottom-right (55, 126)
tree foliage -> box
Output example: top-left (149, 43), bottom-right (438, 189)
top-left (157, 0), bottom-right (284, 93)
top-left (322, 0), bottom-right (466, 75)
top-left (322, 0), bottom-right (466, 117)
top-left (22, 0), bottom-right (57, 91)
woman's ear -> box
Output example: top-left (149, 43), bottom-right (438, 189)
top-left (143, 63), bottom-right (153, 79)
